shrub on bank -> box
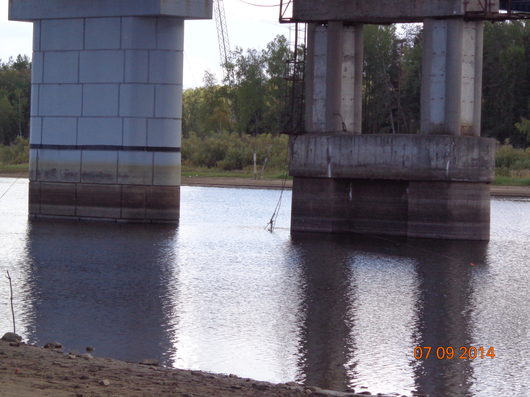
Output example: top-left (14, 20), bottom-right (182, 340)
top-left (495, 144), bottom-right (530, 170)
top-left (182, 132), bottom-right (288, 171)
top-left (0, 137), bottom-right (29, 165)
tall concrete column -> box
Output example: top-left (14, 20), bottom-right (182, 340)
top-left (9, 0), bottom-right (212, 222)
top-left (421, 19), bottom-right (484, 136)
top-left (304, 22), bottom-right (363, 134)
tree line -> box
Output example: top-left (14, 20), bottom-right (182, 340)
top-left (0, 21), bottom-right (529, 170)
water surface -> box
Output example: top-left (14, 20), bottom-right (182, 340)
top-left (0, 178), bottom-right (528, 396)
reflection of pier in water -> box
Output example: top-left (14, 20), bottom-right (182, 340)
top-left (290, 233), bottom-right (488, 396)
top-left (21, 220), bottom-right (180, 365)
top-left (10, 214), bottom-right (490, 395)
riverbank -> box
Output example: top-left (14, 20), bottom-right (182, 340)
top-left (0, 338), bottom-right (395, 397)
top-left (1, 171), bottom-right (529, 197)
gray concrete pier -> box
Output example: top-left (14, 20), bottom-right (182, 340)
top-left (290, 0), bottom-right (499, 240)
top-left (10, 0), bottom-right (212, 222)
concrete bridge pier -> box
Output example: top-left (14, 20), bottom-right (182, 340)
top-left (304, 22), bottom-right (363, 134)
top-left (289, 1), bottom-right (496, 240)
top-left (9, 0), bottom-right (212, 223)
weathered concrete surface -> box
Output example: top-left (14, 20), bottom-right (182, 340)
top-left (291, 177), bottom-right (490, 240)
top-left (10, 0), bottom-right (199, 223)
top-left (29, 182), bottom-right (179, 222)
top-left (289, 134), bottom-right (494, 240)
top-left (292, 0), bottom-right (499, 23)
top-left (421, 20), bottom-right (484, 136)
top-left (9, 0), bottom-right (212, 21)
top-left (289, 134), bottom-right (496, 183)
top-left (305, 23), bottom-right (363, 134)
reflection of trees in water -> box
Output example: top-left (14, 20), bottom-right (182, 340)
top-left (291, 233), bottom-right (488, 396)
top-left (22, 220), bottom-right (179, 365)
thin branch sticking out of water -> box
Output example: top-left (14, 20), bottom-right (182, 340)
top-left (6, 270), bottom-right (16, 334)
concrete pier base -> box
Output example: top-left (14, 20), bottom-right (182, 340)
top-left (292, 178), bottom-right (490, 240)
top-left (29, 183), bottom-right (179, 223)
top-left (290, 134), bottom-right (495, 240)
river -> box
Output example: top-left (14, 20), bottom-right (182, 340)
top-left (0, 178), bottom-right (528, 396)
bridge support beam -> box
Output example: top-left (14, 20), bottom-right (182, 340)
top-left (10, 0), bottom-right (212, 222)
top-left (305, 22), bottom-right (363, 134)
top-left (421, 19), bottom-right (484, 136)
top-left (290, 16), bottom-right (494, 240)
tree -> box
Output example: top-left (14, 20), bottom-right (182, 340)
top-left (0, 55), bottom-right (31, 144)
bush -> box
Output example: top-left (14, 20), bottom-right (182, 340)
top-left (495, 144), bottom-right (530, 169)
top-left (182, 131), bottom-right (288, 171)
top-left (0, 137), bottom-right (29, 164)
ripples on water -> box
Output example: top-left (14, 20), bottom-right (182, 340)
top-left (0, 178), bottom-right (528, 396)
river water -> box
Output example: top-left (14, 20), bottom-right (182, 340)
top-left (0, 177), bottom-right (528, 396)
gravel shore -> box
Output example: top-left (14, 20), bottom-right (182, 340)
top-left (0, 338), bottom-right (400, 397)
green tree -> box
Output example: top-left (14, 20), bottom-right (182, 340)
top-left (482, 21), bottom-right (530, 146)
top-left (0, 55), bottom-right (31, 144)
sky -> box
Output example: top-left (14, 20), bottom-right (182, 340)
top-left (0, 0), bottom-right (291, 88)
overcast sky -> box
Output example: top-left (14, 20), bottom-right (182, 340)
top-left (0, 0), bottom-right (290, 88)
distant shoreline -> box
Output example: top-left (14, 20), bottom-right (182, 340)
top-left (1, 172), bottom-right (529, 198)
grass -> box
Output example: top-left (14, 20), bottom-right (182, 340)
top-left (494, 176), bottom-right (530, 186)
top-left (0, 163), bottom-right (29, 174)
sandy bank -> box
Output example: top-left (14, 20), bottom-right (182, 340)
top-left (1, 172), bottom-right (529, 197)
top-left (0, 339), bottom-right (397, 397)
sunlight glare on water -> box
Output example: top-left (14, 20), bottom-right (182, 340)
top-left (0, 178), bottom-right (528, 396)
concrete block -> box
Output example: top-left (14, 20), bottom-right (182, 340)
top-left (42, 117), bottom-right (77, 145)
top-left (122, 17), bottom-right (157, 49)
top-left (30, 85), bottom-right (39, 116)
top-left (39, 182), bottom-right (77, 216)
top-left (146, 186), bottom-right (179, 220)
top-left (156, 18), bottom-right (184, 50)
top-left (149, 50), bottom-right (182, 84)
top-left (153, 152), bottom-right (181, 186)
top-left (118, 151), bottom-right (153, 185)
top-left (292, 0), bottom-right (498, 23)
top-left (29, 117), bottom-right (42, 144)
top-left (85, 17), bottom-right (121, 49)
top-left (407, 182), bottom-right (490, 240)
top-left (121, 185), bottom-right (146, 219)
top-left (81, 150), bottom-right (118, 184)
top-left (43, 51), bottom-right (79, 83)
top-left (291, 177), bottom-right (408, 235)
top-left (28, 181), bottom-right (41, 214)
top-left (41, 19), bottom-right (83, 51)
top-left (120, 84), bottom-right (154, 117)
top-left (78, 117), bottom-right (122, 145)
top-left (37, 149), bottom-right (81, 182)
top-left (31, 51), bottom-right (43, 84)
top-left (147, 118), bottom-right (181, 147)
top-left (124, 50), bottom-right (149, 83)
top-left (33, 21), bottom-right (41, 51)
top-left (155, 85), bottom-right (181, 118)
top-left (29, 149), bottom-right (38, 180)
top-left (76, 183), bottom-right (121, 218)
top-left (80, 50), bottom-right (124, 83)
top-left (9, 0), bottom-right (213, 21)
top-left (39, 84), bottom-right (82, 117)
top-left (289, 134), bottom-right (496, 182)
top-left (82, 84), bottom-right (119, 116)
top-left (123, 118), bottom-right (147, 146)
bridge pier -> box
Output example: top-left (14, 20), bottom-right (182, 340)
top-left (10, 0), bottom-right (212, 222)
top-left (290, 1), bottom-right (496, 240)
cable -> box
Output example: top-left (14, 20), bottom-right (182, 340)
top-left (0, 178), bottom-right (19, 201)
top-left (239, 0), bottom-right (281, 7)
